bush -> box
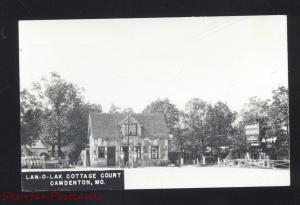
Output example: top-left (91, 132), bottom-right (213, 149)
top-left (159, 160), bottom-right (169, 166)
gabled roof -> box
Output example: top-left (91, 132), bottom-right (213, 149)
top-left (89, 113), bottom-right (169, 139)
top-left (28, 140), bottom-right (48, 149)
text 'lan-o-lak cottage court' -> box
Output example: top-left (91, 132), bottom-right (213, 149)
top-left (86, 113), bottom-right (170, 167)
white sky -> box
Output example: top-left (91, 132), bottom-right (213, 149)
top-left (19, 15), bottom-right (288, 113)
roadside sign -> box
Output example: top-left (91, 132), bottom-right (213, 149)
top-left (247, 135), bottom-right (259, 141)
top-left (245, 123), bottom-right (259, 135)
top-left (250, 142), bottom-right (260, 146)
top-left (245, 123), bottom-right (259, 146)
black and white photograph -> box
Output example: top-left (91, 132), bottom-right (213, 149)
top-left (19, 15), bottom-right (289, 190)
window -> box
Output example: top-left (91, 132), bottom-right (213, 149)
top-left (123, 123), bottom-right (138, 136)
top-left (98, 147), bottom-right (105, 158)
top-left (93, 147), bottom-right (97, 157)
top-left (134, 146), bottom-right (141, 159)
top-left (151, 146), bottom-right (159, 159)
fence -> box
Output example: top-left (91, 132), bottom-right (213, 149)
top-left (268, 160), bottom-right (290, 169)
top-left (22, 156), bottom-right (71, 169)
top-left (221, 159), bottom-right (290, 169)
top-left (21, 156), bottom-right (44, 168)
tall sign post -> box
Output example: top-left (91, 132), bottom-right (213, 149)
top-left (127, 113), bottom-right (133, 168)
top-left (127, 113), bottom-right (130, 168)
top-left (245, 123), bottom-right (260, 159)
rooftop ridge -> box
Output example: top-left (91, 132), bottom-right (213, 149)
top-left (89, 112), bottom-right (169, 139)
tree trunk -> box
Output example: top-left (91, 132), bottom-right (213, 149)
top-left (51, 144), bottom-right (55, 157)
top-left (201, 137), bottom-right (205, 155)
top-left (180, 140), bottom-right (184, 164)
top-left (180, 143), bottom-right (183, 159)
top-left (287, 124), bottom-right (290, 159)
top-left (211, 142), bottom-right (213, 157)
top-left (58, 126), bottom-right (61, 158)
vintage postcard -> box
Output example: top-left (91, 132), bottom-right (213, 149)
top-left (19, 15), bottom-right (289, 191)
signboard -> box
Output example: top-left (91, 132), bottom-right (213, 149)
top-left (245, 123), bottom-right (259, 146)
top-left (261, 137), bottom-right (277, 143)
top-left (245, 123), bottom-right (259, 135)
top-left (22, 170), bottom-right (124, 191)
top-left (261, 137), bottom-right (277, 148)
top-left (247, 135), bottom-right (259, 141)
top-left (250, 142), bottom-right (260, 146)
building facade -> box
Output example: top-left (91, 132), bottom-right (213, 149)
top-left (88, 113), bottom-right (169, 167)
top-left (21, 140), bottom-right (50, 159)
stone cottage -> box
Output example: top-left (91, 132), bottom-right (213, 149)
top-left (87, 113), bottom-right (170, 167)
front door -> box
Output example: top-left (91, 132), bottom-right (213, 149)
top-left (107, 147), bottom-right (116, 166)
top-left (86, 149), bottom-right (90, 166)
top-left (122, 146), bottom-right (129, 165)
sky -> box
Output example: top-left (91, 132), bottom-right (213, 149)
top-left (19, 15), bottom-right (288, 113)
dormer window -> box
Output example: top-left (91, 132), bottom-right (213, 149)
top-left (122, 123), bottom-right (138, 136)
top-left (119, 115), bottom-right (142, 136)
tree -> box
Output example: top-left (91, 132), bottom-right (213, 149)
top-left (171, 126), bottom-right (184, 155)
top-left (35, 72), bottom-right (84, 157)
top-left (66, 101), bottom-right (102, 163)
top-left (20, 89), bottom-right (43, 145)
top-left (109, 104), bottom-right (121, 114)
top-left (143, 98), bottom-right (180, 161)
top-left (183, 98), bottom-right (208, 156)
top-left (205, 102), bottom-right (236, 157)
top-left (240, 97), bottom-right (270, 144)
top-left (143, 98), bottom-right (179, 135)
top-left (239, 87), bottom-right (289, 160)
top-left (229, 122), bottom-right (247, 158)
top-left (85, 103), bottom-right (102, 113)
top-left (21, 72), bottom-right (104, 162)
top-left (122, 107), bottom-right (135, 114)
top-left (268, 86), bottom-right (289, 159)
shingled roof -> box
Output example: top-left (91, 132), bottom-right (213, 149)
top-left (89, 113), bottom-right (169, 139)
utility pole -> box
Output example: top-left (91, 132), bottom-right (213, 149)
top-left (127, 113), bottom-right (132, 168)
top-left (287, 123), bottom-right (290, 160)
